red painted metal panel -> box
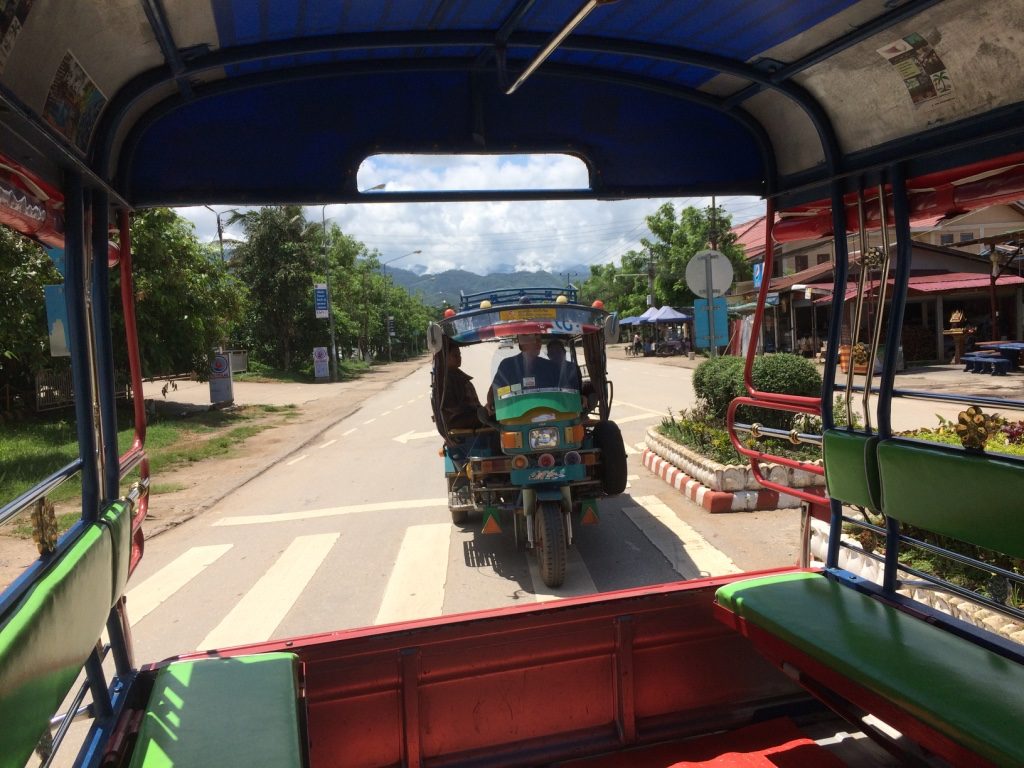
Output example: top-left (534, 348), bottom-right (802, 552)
top-left (279, 574), bottom-right (807, 767)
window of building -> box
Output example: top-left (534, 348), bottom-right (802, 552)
top-left (817, 253), bottom-right (830, 265)
top-left (794, 254), bottom-right (808, 272)
top-left (959, 232), bottom-right (974, 242)
top-left (940, 234), bottom-right (954, 245)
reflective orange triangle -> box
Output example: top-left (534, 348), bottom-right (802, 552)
top-left (481, 512), bottom-right (502, 534)
top-left (581, 506), bottom-right (599, 525)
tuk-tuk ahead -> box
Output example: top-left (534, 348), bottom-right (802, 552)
top-left (428, 287), bottom-right (626, 587)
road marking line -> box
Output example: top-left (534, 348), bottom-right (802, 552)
top-left (615, 400), bottom-right (669, 416)
top-left (393, 404), bottom-right (404, 410)
top-left (375, 524), bottom-right (450, 625)
top-left (286, 454), bottom-right (307, 466)
top-left (363, 417), bottom-right (376, 424)
top-left (127, 545), bottom-right (232, 625)
top-left (343, 427), bottom-right (357, 436)
top-left (407, 398), bottom-right (417, 404)
top-left (614, 413), bottom-right (662, 425)
top-left (380, 409), bottom-right (392, 416)
top-left (198, 533), bottom-right (338, 649)
top-left (530, 546), bottom-right (598, 602)
top-left (318, 439), bottom-right (337, 449)
top-left (624, 495), bottom-right (741, 579)
top-left (213, 497), bottom-right (449, 526)
top-left (625, 444), bottom-right (638, 455)
top-left (627, 474), bottom-right (639, 480)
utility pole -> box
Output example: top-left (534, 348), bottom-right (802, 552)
top-left (322, 205), bottom-right (338, 382)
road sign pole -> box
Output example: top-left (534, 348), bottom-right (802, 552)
top-left (704, 255), bottom-right (717, 356)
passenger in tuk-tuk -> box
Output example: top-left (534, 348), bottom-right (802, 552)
top-left (486, 333), bottom-right (556, 412)
top-left (440, 343), bottom-right (483, 429)
top-left (546, 339), bottom-right (581, 389)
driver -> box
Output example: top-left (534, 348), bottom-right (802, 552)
top-left (486, 333), bottom-right (557, 411)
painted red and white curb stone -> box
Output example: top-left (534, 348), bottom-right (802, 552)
top-left (641, 448), bottom-right (800, 512)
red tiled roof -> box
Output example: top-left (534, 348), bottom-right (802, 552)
top-left (732, 215), bottom-right (767, 261)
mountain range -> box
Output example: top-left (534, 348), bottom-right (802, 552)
top-left (388, 264), bottom-right (595, 308)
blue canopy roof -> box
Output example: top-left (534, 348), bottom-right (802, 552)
top-left (652, 306), bottom-right (691, 323)
top-left (0, 2), bottom-right (1020, 213)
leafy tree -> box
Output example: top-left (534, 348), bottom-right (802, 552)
top-left (229, 207), bottom-right (430, 370)
top-left (229, 206), bottom-right (327, 371)
top-left (0, 229), bottom-right (60, 410)
top-left (644, 202), bottom-right (750, 308)
top-left (113, 208), bottom-right (242, 378)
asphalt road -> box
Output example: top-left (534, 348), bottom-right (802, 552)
top-left (67, 348), bottom-right (1023, 663)
top-left (124, 348), bottom-right (803, 663)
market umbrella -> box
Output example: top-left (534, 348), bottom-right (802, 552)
top-left (637, 306), bottom-right (660, 323)
top-left (652, 306), bottom-right (691, 322)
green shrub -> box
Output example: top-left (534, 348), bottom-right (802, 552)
top-left (692, 353), bottom-right (822, 428)
top-left (692, 356), bottom-right (745, 419)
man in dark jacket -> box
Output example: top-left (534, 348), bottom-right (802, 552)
top-left (440, 344), bottom-right (482, 428)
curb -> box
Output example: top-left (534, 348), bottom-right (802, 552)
top-left (641, 449), bottom-right (789, 513)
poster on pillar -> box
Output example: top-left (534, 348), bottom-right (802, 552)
top-left (694, 298), bottom-right (729, 349)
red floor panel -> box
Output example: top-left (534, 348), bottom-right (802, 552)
top-left (556, 718), bottom-right (846, 768)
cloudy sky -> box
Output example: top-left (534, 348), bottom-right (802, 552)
top-left (176, 154), bottom-right (765, 275)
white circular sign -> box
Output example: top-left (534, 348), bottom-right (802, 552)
top-left (685, 249), bottom-right (735, 299)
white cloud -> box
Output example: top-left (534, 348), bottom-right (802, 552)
top-left (176, 156), bottom-right (764, 275)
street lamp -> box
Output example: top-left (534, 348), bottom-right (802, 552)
top-left (321, 205), bottom-right (339, 382)
top-left (381, 249), bottom-right (422, 362)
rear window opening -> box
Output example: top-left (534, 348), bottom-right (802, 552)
top-left (358, 154), bottom-right (590, 192)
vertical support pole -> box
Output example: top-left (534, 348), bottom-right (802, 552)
top-left (85, 643), bottom-right (113, 718)
top-left (824, 180), bottom-right (849, 570)
top-left (91, 191), bottom-right (120, 500)
top-left (881, 165), bottom-right (912, 594)
top-left (64, 172), bottom-right (100, 522)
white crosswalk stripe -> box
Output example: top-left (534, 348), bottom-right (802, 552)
top-left (197, 533), bottom-right (339, 650)
top-left (128, 494), bottom-right (740, 649)
top-left (127, 544), bottom-right (233, 626)
top-left (624, 496), bottom-right (741, 579)
top-left (375, 523), bottom-right (451, 625)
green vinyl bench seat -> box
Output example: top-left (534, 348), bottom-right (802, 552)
top-left (128, 652), bottom-right (305, 768)
top-left (716, 571), bottom-right (1024, 767)
top-left (0, 501), bottom-right (129, 768)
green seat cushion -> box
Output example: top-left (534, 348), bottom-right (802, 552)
top-left (878, 439), bottom-right (1024, 559)
top-left (101, 500), bottom-right (132, 603)
top-left (822, 430), bottom-right (881, 511)
top-left (0, 523), bottom-right (114, 768)
top-left (129, 652), bottom-right (303, 768)
top-left (717, 572), bottom-right (1024, 767)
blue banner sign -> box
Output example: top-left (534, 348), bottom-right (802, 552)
top-left (693, 297), bottom-right (729, 349)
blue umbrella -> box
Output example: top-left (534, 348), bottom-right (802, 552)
top-left (652, 306), bottom-right (691, 322)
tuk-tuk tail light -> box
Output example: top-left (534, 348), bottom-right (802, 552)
top-left (538, 453), bottom-right (556, 468)
top-left (480, 458), bottom-right (511, 474)
top-left (564, 451), bottom-right (581, 465)
top-left (564, 425), bottom-right (584, 443)
top-left (501, 431), bottom-right (523, 449)
top-left (582, 452), bottom-right (598, 465)
top-left (512, 455), bottom-right (530, 469)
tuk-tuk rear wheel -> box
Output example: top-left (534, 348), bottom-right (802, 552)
top-left (536, 501), bottom-right (566, 588)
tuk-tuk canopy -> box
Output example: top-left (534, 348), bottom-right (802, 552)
top-left (0, 2), bottom-right (1022, 216)
top-left (441, 288), bottom-right (608, 344)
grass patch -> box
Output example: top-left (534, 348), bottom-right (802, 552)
top-left (150, 482), bottom-right (187, 495)
top-left (1, 404), bottom-right (295, 538)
